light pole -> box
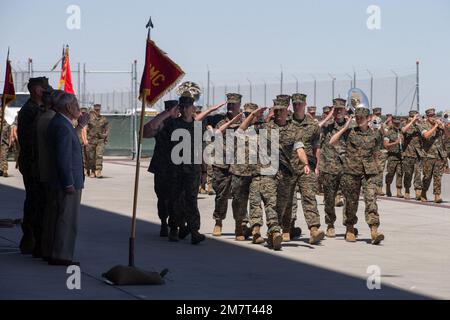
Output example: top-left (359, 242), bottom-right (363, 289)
top-left (391, 70), bottom-right (399, 116)
top-left (328, 73), bottom-right (336, 101)
top-left (292, 75), bottom-right (299, 92)
top-left (247, 78), bottom-right (253, 102)
top-left (367, 69), bottom-right (373, 109)
top-left (345, 73), bottom-right (353, 89)
top-left (310, 74), bottom-right (317, 106)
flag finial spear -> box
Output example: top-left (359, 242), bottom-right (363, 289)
top-left (146, 16), bottom-right (154, 39)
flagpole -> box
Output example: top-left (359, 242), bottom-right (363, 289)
top-left (0, 48), bottom-right (10, 161)
top-left (129, 17), bottom-right (153, 267)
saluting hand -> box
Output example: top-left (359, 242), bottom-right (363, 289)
top-left (210, 102), bottom-right (226, 111)
top-left (304, 164), bottom-right (311, 175)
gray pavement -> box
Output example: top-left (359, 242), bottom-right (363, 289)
top-left (1, 158), bottom-right (449, 300)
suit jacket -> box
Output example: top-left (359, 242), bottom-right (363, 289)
top-left (36, 109), bottom-right (56, 183)
top-left (47, 113), bottom-right (84, 190)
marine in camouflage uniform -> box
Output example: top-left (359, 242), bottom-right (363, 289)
top-left (384, 116), bottom-right (404, 198)
top-left (86, 104), bottom-right (109, 178)
top-left (420, 108), bottom-right (449, 203)
top-left (401, 110), bottom-right (424, 200)
top-left (331, 107), bottom-right (385, 245)
top-left (319, 98), bottom-right (348, 237)
top-left (316, 106), bottom-right (332, 197)
top-left (0, 114), bottom-right (10, 177)
top-left (242, 101), bottom-right (305, 250)
top-left (290, 94), bottom-right (324, 244)
top-left (371, 108), bottom-right (387, 195)
top-left (229, 103), bottom-right (259, 241)
top-left (211, 93), bottom-right (246, 237)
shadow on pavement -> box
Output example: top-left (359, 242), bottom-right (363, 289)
top-left (0, 184), bottom-right (431, 300)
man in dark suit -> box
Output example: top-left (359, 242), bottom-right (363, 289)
top-left (47, 93), bottom-right (84, 266)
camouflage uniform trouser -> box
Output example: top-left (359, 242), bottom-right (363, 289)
top-left (154, 172), bottom-right (173, 223)
top-left (342, 174), bottom-right (380, 227)
top-left (278, 170), bottom-right (321, 231)
top-left (402, 157), bottom-right (422, 191)
top-left (375, 151), bottom-right (387, 188)
top-left (230, 175), bottom-right (251, 223)
top-left (249, 175), bottom-right (281, 234)
top-left (276, 170), bottom-right (297, 232)
top-left (0, 143), bottom-right (8, 173)
top-left (169, 165), bottom-right (201, 232)
top-left (321, 172), bottom-right (343, 226)
top-left (422, 158), bottom-right (445, 195)
top-left (212, 166), bottom-right (232, 221)
top-left (86, 140), bottom-right (105, 171)
top-left (385, 158), bottom-right (403, 189)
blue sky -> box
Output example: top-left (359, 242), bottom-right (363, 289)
top-left (1, 0), bottom-right (449, 110)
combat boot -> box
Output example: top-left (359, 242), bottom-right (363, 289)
top-left (345, 226), bottom-right (357, 242)
top-left (309, 227), bottom-right (325, 245)
top-left (179, 226), bottom-right (190, 240)
top-left (271, 232), bottom-right (282, 251)
top-left (212, 220), bottom-right (222, 237)
top-left (89, 171), bottom-right (96, 178)
top-left (168, 228), bottom-right (179, 242)
top-left (252, 226), bottom-right (265, 244)
top-left (191, 231), bottom-right (206, 245)
top-left (289, 224), bottom-right (302, 239)
top-left (2, 171), bottom-right (8, 178)
top-left (376, 186), bottom-right (385, 196)
top-left (435, 194), bottom-right (443, 204)
top-left (396, 188), bottom-right (404, 198)
top-left (370, 226), bottom-right (385, 245)
top-left (415, 189), bottom-right (422, 201)
top-left (386, 185), bottom-right (392, 197)
top-left (404, 189), bottom-right (411, 200)
top-left (282, 232), bottom-right (291, 242)
top-left (95, 170), bottom-right (103, 178)
top-left (235, 222), bottom-right (246, 241)
top-left (159, 221), bottom-right (168, 237)
top-left (207, 184), bottom-right (215, 195)
top-left (198, 186), bottom-right (207, 194)
top-left (326, 225), bottom-right (336, 238)
top-left (420, 191), bottom-right (428, 203)
top-left (335, 195), bottom-right (344, 207)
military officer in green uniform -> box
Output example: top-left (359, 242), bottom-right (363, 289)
top-left (86, 104), bottom-right (109, 178)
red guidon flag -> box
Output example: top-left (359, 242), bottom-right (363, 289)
top-left (139, 40), bottom-right (184, 106)
top-left (58, 46), bottom-right (75, 94)
top-left (1, 50), bottom-right (16, 108)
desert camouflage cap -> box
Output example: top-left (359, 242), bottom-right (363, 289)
top-left (307, 106), bottom-right (317, 113)
top-left (273, 99), bottom-right (288, 110)
top-left (425, 108), bottom-right (436, 116)
top-left (323, 106), bottom-right (332, 113)
top-left (226, 93), bottom-right (242, 104)
top-left (243, 103), bottom-right (258, 113)
top-left (292, 93), bottom-right (307, 104)
top-left (409, 110), bottom-right (419, 117)
top-left (373, 107), bottom-right (382, 114)
top-left (276, 94), bottom-right (291, 104)
top-left (392, 116), bottom-right (402, 123)
top-left (333, 98), bottom-right (346, 108)
top-left (355, 107), bottom-right (370, 117)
